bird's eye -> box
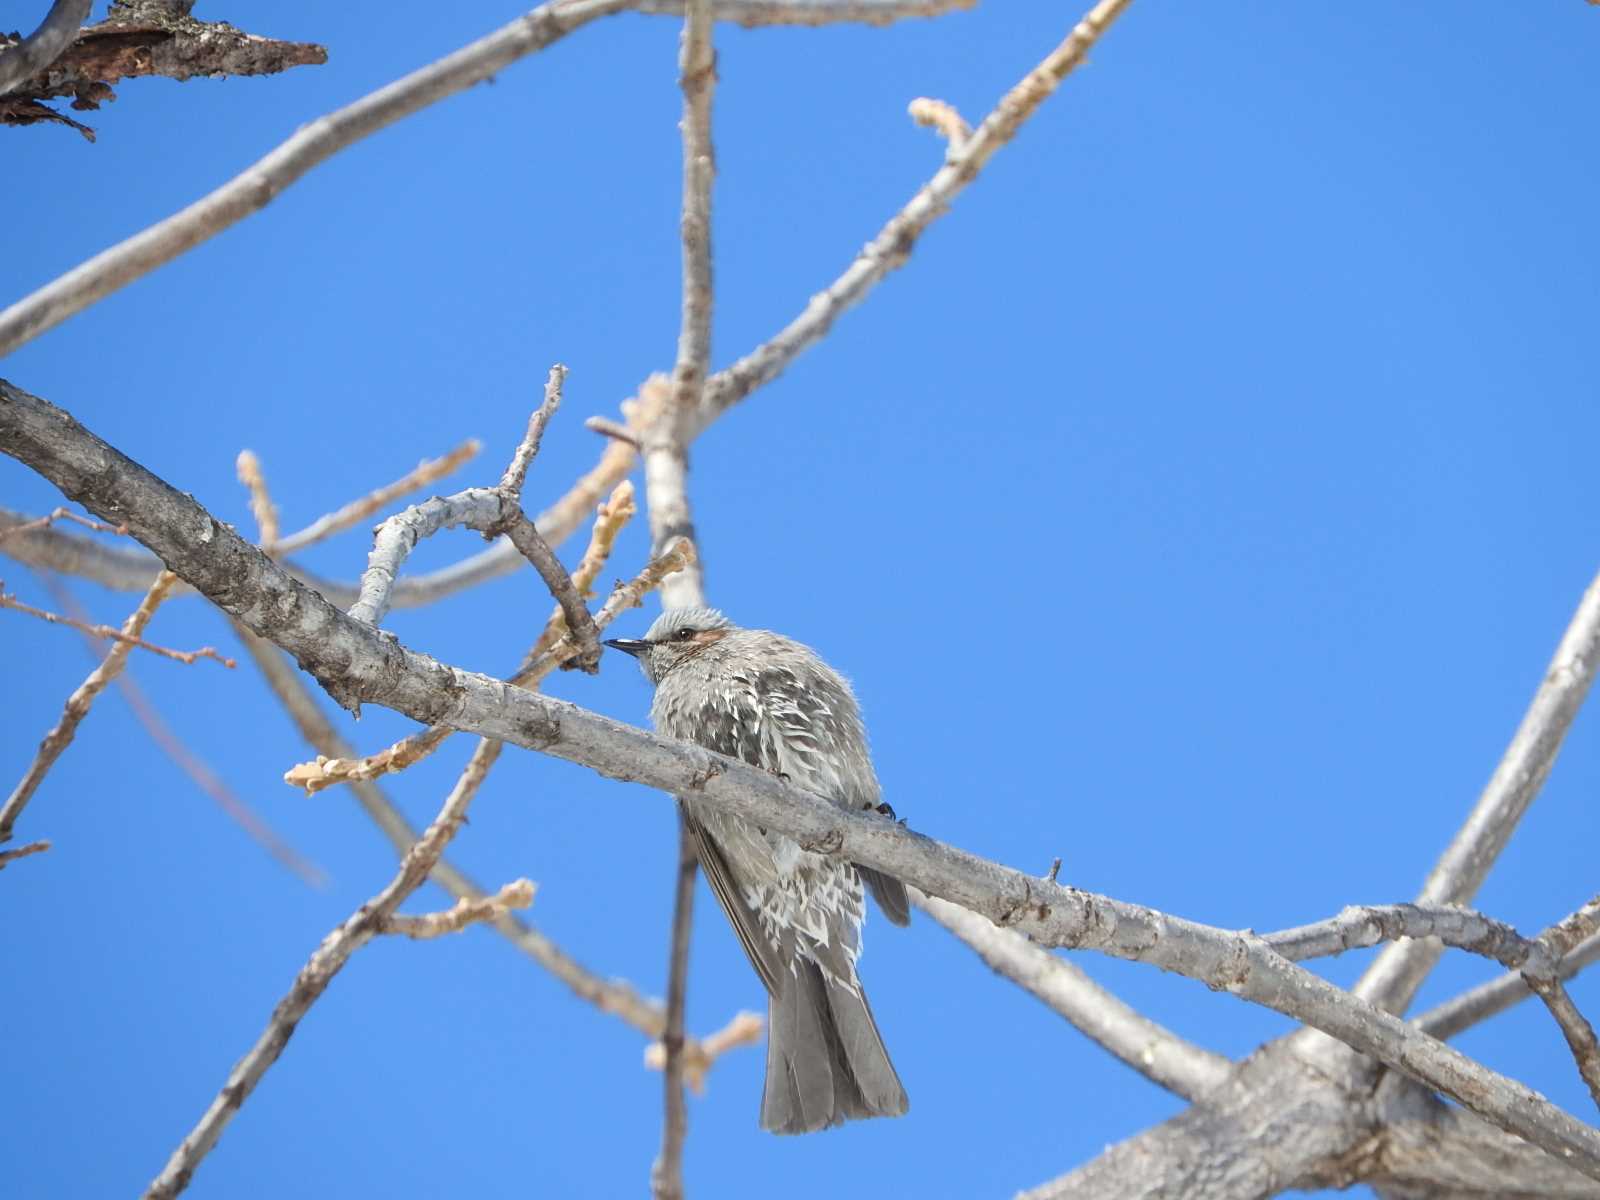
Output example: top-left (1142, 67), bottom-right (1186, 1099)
top-left (674, 627), bottom-right (698, 642)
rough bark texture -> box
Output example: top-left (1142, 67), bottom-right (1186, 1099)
top-left (0, 6), bottom-right (324, 139)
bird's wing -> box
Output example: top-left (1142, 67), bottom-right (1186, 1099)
top-left (680, 803), bottom-right (786, 996)
top-left (753, 665), bottom-right (912, 927)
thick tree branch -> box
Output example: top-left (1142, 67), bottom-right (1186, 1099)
top-left (0, 0), bottom-right (629, 353)
top-left (0, 0), bottom-right (93, 97)
top-left (0, 6), bottom-right (324, 140)
top-left (6, 380), bottom-right (1599, 1179)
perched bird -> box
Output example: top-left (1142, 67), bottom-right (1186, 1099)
top-left (606, 606), bottom-right (910, 1134)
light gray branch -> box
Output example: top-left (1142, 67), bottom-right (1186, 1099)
top-left (1417, 932), bottom-right (1600, 1042)
top-left (6, 379), bottom-right (1600, 1180)
top-left (632, 0), bottom-right (976, 26)
top-left (0, 0), bottom-right (632, 356)
top-left (1267, 903), bottom-right (1535, 970)
top-left (1352, 567), bottom-right (1600, 1017)
top-left (917, 891), bottom-right (1234, 1102)
top-left (693, 0), bottom-right (1136, 432)
top-left (342, 392), bottom-right (600, 674)
top-left (141, 734), bottom-right (499, 1200)
top-left (652, 8), bottom-right (717, 1191)
top-left (0, 0), bottom-right (92, 97)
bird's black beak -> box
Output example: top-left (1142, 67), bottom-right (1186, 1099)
top-left (604, 638), bottom-right (650, 659)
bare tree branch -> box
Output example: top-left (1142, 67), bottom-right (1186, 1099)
top-left (0, 6), bottom-right (324, 141)
top-left (0, 580), bottom-right (233, 666)
top-left (633, 0), bottom-right (976, 26)
top-left (379, 878), bottom-right (537, 938)
top-left (0, 435), bottom-right (615, 609)
top-left (0, 839), bottom-right (51, 869)
top-left (1, 568), bottom-right (178, 843)
top-left (0, 0), bottom-right (631, 354)
top-left (140, 736), bottom-right (501, 1200)
top-left (652, 819), bottom-right (699, 1200)
top-left (917, 890), bottom-right (1234, 1102)
top-left (0, 0), bottom-right (93, 97)
top-left (273, 441), bottom-right (481, 556)
top-left (1353, 566), bottom-right (1600, 1016)
top-left (7, 380), bottom-right (1598, 1179)
top-left (694, 0), bottom-right (1137, 430)
top-left (0, 505), bottom-right (124, 543)
top-left (287, 534), bottom-right (693, 794)
top-left (1417, 932), bottom-right (1600, 1042)
top-left (234, 450), bottom-right (280, 548)
top-left (648, 5), bottom-right (718, 1192)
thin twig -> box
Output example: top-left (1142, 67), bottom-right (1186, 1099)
top-left (584, 415), bottom-right (642, 448)
top-left (0, 505), bottom-right (125, 544)
top-left (696, 0), bottom-right (1137, 430)
top-left (907, 95), bottom-right (970, 143)
top-left (499, 366), bottom-right (566, 496)
top-left (0, 570), bottom-right (178, 843)
top-left (1416, 932), bottom-right (1600, 1041)
top-left (917, 890), bottom-right (1233, 1102)
top-left (380, 878), bottom-right (537, 939)
top-left (652, 818), bottom-right (699, 1200)
top-left (141, 735), bottom-right (502, 1200)
top-left (0, 0), bottom-right (633, 356)
top-left (644, 1010), bottom-right (764, 1095)
top-left (36, 575), bottom-right (326, 888)
top-left (273, 440), bottom-right (480, 555)
top-left (0, 839), bottom-right (51, 869)
top-left (1354, 566), bottom-right (1600, 1016)
top-left (0, 582), bottom-right (234, 666)
top-left (234, 450), bottom-right (280, 548)
top-left (288, 534), bottom-right (692, 794)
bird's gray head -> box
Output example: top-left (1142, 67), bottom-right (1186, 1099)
top-left (604, 605), bottom-right (737, 685)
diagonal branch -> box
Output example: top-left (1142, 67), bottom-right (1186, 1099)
top-left (0, 0), bottom-right (631, 354)
top-left (0, 568), bottom-right (177, 843)
top-left (694, 0), bottom-right (1136, 431)
top-left (917, 890), bottom-right (1233, 1102)
top-left (1352, 566), bottom-right (1600, 1017)
top-left (0, 0), bottom-right (93, 97)
top-left (9, 381), bottom-right (1600, 1179)
top-left (140, 734), bottom-right (501, 1200)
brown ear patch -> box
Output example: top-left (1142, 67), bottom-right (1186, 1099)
top-left (692, 628), bottom-right (731, 646)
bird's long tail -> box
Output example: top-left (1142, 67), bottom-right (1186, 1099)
top-left (760, 960), bottom-right (908, 1134)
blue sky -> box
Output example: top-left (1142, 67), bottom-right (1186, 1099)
top-left (3, 2), bottom-right (1599, 1197)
